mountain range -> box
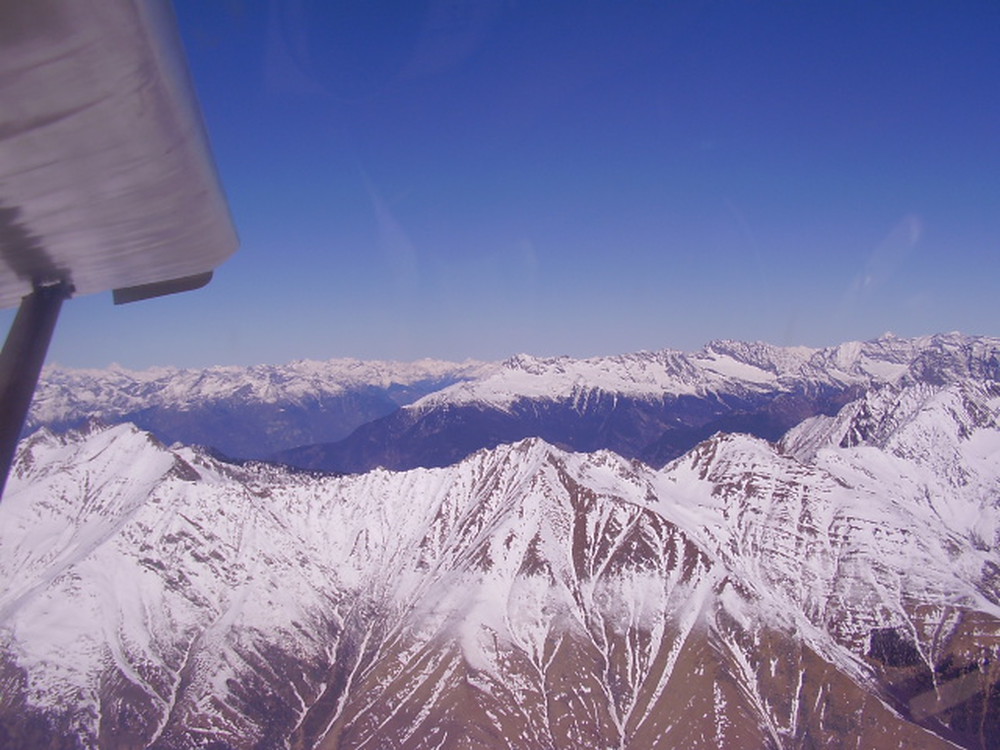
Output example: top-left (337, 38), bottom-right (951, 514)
top-left (32, 333), bottom-right (1000, 474)
top-left (28, 358), bottom-right (487, 460)
top-left (2, 333), bottom-right (998, 748)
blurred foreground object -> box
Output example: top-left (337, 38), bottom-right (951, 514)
top-left (0, 0), bottom-right (239, 495)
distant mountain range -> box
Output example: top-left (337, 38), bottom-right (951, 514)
top-left (32, 333), bottom-right (1000, 473)
top-left (3, 352), bottom-right (998, 748)
top-left (29, 358), bottom-right (488, 459)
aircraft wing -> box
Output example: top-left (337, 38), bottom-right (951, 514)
top-left (0, 0), bottom-right (239, 496)
top-left (0, 0), bottom-right (238, 308)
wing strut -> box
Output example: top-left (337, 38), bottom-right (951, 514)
top-left (0, 281), bottom-right (73, 497)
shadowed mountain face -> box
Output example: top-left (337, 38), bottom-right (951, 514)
top-left (276, 384), bottom-right (862, 474)
top-left (2, 370), bottom-right (999, 748)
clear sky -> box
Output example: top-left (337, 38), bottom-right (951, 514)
top-left (10, 0), bottom-right (999, 369)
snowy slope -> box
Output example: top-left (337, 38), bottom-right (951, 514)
top-left (2, 374), bottom-right (998, 748)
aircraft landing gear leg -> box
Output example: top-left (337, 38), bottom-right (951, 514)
top-left (0, 281), bottom-right (72, 499)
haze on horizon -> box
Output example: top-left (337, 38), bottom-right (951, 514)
top-left (7, 0), bottom-right (997, 370)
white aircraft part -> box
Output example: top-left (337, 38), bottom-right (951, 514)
top-left (0, 0), bottom-right (238, 308)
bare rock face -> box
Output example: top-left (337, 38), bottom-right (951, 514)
top-left (2, 350), bottom-right (999, 748)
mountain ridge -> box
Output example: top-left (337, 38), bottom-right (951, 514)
top-left (278, 332), bottom-right (1000, 474)
top-left (3, 365), bottom-right (999, 748)
top-left (30, 334), bottom-right (999, 472)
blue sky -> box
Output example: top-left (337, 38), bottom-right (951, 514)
top-left (13, 0), bottom-right (999, 369)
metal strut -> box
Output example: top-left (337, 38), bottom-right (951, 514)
top-left (0, 281), bottom-right (72, 498)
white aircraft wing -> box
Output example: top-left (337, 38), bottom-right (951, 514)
top-left (0, 0), bottom-right (239, 495)
top-left (0, 0), bottom-right (238, 307)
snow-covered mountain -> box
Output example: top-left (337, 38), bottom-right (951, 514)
top-left (29, 358), bottom-right (488, 459)
top-left (31, 334), bottom-right (1000, 474)
top-left (3, 370), bottom-right (998, 748)
top-left (278, 332), bottom-right (1000, 473)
